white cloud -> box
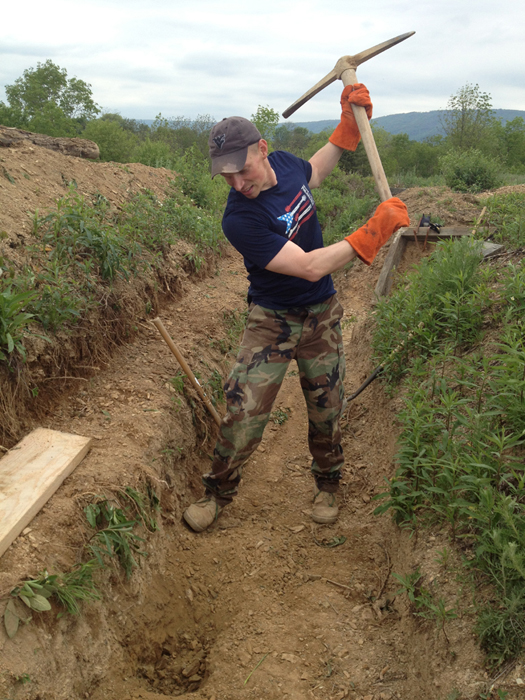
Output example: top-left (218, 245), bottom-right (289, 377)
top-left (1, 0), bottom-right (524, 121)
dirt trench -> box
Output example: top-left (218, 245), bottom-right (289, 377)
top-left (0, 238), bottom-right (495, 700)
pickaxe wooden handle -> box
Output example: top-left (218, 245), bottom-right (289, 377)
top-left (283, 32), bottom-right (415, 202)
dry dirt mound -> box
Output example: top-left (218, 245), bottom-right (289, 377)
top-left (0, 138), bottom-right (172, 263)
top-left (1, 144), bottom-right (521, 700)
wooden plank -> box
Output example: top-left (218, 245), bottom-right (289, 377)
top-left (373, 228), bottom-right (408, 299)
top-left (0, 428), bottom-right (92, 559)
top-left (401, 226), bottom-right (472, 241)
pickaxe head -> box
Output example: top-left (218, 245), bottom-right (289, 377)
top-left (282, 32), bottom-right (415, 119)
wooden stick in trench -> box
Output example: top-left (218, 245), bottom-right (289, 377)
top-left (151, 317), bottom-right (222, 427)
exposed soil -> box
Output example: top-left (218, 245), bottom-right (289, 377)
top-left (1, 140), bottom-right (524, 700)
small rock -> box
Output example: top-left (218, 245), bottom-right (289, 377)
top-left (362, 494), bottom-right (371, 503)
top-left (257, 445), bottom-right (266, 453)
top-left (289, 525), bottom-right (305, 534)
top-left (281, 653), bottom-right (301, 663)
top-left (517, 678), bottom-right (524, 685)
top-left (186, 588), bottom-right (194, 603)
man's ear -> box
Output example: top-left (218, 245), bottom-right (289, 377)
top-left (258, 139), bottom-right (269, 158)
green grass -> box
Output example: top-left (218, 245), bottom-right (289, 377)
top-left (477, 191), bottom-right (525, 248)
top-left (314, 168), bottom-right (378, 246)
top-left (371, 199), bottom-right (525, 667)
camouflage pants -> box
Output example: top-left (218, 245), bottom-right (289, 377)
top-left (203, 294), bottom-right (346, 504)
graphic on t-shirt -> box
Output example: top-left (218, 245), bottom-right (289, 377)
top-left (277, 185), bottom-right (316, 240)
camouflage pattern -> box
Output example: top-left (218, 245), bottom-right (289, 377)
top-left (202, 294), bottom-right (346, 504)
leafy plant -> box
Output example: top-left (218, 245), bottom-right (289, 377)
top-left (393, 569), bottom-right (457, 641)
top-left (440, 148), bottom-right (502, 193)
top-left (373, 247), bottom-right (525, 667)
top-left (85, 498), bottom-right (147, 579)
top-left (0, 286), bottom-right (36, 361)
top-left (270, 407), bottom-right (290, 425)
top-left (478, 192), bottom-right (525, 248)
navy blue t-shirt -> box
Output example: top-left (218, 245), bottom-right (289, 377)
top-left (222, 151), bottom-right (335, 309)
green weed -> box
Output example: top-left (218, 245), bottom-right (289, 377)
top-left (85, 498), bottom-right (147, 578)
top-left (0, 286), bottom-right (36, 361)
top-left (478, 192), bottom-right (525, 248)
top-left (373, 236), bottom-right (525, 666)
top-left (270, 407), bottom-right (290, 425)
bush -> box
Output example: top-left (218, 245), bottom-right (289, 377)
top-left (479, 191), bottom-right (525, 248)
top-left (439, 148), bottom-right (502, 193)
top-left (82, 119), bottom-right (138, 163)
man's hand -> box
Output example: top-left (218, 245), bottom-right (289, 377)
top-left (345, 197), bottom-right (410, 265)
top-left (329, 83), bottom-right (373, 152)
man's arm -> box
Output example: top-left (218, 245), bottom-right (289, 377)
top-left (266, 238), bottom-right (356, 282)
top-left (308, 142), bottom-right (344, 189)
top-left (265, 197), bottom-right (410, 281)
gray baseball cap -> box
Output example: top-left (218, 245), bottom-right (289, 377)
top-left (209, 117), bottom-right (262, 178)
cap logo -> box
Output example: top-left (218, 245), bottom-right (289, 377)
top-left (213, 134), bottom-right (226, 150)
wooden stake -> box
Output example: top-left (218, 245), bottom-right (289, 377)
top-left (151, 317), bottom-right (222, 427)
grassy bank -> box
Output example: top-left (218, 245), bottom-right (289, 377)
top-left (372, 192), bottom-right (525, 667)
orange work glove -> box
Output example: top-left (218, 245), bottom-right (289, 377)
top-left (329, 83), bottom-right (373, 151)
top-left (345, 197), bottom-right (410, 265)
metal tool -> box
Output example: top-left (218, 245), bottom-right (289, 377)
top-left (283, 32), bottom-right (415, 203)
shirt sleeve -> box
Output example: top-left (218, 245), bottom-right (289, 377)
top-left (222, 207), bottom-right (288, 269)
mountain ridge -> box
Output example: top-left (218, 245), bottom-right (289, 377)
top-left (135, 109), bottom-right (525, 142)
top-left (288, 109), bottom-right (525, 141)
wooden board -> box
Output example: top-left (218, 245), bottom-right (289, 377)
top-left (401, 226), bottom-right (472, 241)
top-left (0, 428), bottom-right (92, 559)
top-left (373, 229), bottom-right (408, 299)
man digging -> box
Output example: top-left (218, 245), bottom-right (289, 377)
top-left (183, 84), bottom-right (409, 532)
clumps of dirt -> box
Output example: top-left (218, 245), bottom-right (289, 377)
top-left (398, 185), bottom-right (483, 227)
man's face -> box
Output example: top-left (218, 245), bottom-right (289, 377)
top-left (220, 141), bottom-right (274, 199)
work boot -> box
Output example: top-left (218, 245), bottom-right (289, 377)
top-left (183, 496), bottom-right (223, 532)
top-left (312, 489), bottom-right (339, 524)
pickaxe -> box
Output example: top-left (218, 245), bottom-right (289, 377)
top-left (283, 32), bottom-right (415, 202)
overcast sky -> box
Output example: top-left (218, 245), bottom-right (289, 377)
top-left (2, 0), bottom-right (524, 125)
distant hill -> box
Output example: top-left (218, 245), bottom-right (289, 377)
top-left (135, 109), bottom-right (525, 142)
top-left (289, 109), bottom-right (525, 141)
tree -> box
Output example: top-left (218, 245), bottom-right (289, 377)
top-left (1, 60), bottom-right (100, 134)
top-left (493, 117), bottom-right (525, 171)
top-left (82, 119), bottom-right (137, 163)
top-left (441, 83), bottom-right (496, 151)
top-left (251, 105), bottom-right (280, 144)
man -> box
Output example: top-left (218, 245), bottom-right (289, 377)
top-left (183, 85), bottom-right (409, 533)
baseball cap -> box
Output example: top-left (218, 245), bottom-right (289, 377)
top-left (209, 117), bottom-right (262, 178)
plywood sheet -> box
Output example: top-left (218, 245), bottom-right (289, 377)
top-left (0, 428), bottom-right (92, 558)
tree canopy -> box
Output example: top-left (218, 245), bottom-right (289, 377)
top-left (0, 60), bottom-right (100, 135)
top-left (441, 83), bottom-right (496, 151)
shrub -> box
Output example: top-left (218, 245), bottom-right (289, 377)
top-left (479, 191), bottom-right (525, 248)
top-left (439, 148), bottom-right (502, 192)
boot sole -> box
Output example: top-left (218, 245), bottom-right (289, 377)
top-left (311, 512), bottom-right (338, 524)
